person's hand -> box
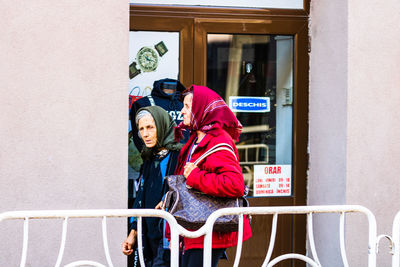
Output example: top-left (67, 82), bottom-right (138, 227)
top-left (183, 162), bottom-right (197, 178)
top-left (155, 201), bottom-right (163, 210)
top-left (122, 229), bottom-right (137, 255)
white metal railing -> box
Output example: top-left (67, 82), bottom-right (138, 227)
top-left (392, 210), bottom-right (400, 266)
top-left (204, 205), bottom-right (377, 267)
top-left (0, 209), bottom-right (182, 267)
top-left (0, 205), bottom-right (386, 267)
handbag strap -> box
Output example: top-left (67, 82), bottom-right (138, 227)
top-left (193, 143), bottom-right (237, 166)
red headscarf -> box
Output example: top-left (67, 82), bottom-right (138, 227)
top-left (175, 85), bottom-right (242, 141)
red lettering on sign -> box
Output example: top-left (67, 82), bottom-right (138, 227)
top-left (277, 189), bottom-right (290, 193)
top-left (256, 189), bottom-right (274, 195)
top-left (265, 166), bottom-right (282, 174)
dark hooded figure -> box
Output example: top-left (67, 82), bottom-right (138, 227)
top-left (123, 106), bottom-right (182, 266)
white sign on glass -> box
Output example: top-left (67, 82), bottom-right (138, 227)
top-left (253, 165), bottom-right (291, 197)
top-left (229, 96), bottom-right (270, 113)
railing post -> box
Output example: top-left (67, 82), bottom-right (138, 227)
top-left (55, 217), bottom-right (69, 267)
top-left (392, 211), bottom-right (400, 267)
top-left (20, 217), bottom-right (29, 267)
top-left (101, 216), bottom-right (114, 267)
top-left (170, 226), bottom-right (180, 267)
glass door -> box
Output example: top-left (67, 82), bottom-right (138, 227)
top-left (207, 34), bottom-right (294, 198)
top-left (194, 18), bottom-right (309, 266)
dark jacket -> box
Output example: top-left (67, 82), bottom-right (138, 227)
top-left (129, 78), bottom-right (187, 152)
top-left (130, 150), bottom-right (180, 239)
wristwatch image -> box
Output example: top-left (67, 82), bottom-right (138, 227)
top-left (129, 41), bottom-right (168, 79)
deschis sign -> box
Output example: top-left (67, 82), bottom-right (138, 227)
top-left (229, 96), bottom-right (270, 113)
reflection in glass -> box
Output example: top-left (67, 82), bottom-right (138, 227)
top-left (207, 34), bottom-right (294, 197)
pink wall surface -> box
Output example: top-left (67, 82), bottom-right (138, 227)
top-left (309, 0), bottom-right (400, 266)
top-left (0, 1), bottom-right (129, 265)
top-left (347, 0), bottom-right (400, 266)
top-left (308, 0), bottom-right (348, 265)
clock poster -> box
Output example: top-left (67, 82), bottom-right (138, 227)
top-left (128, 31), bottom-right (180, 98)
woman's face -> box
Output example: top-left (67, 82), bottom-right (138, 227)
top-left (138, 115), bottom-right (157, 148)
top-left (181, 93), bottom-right (193, 126)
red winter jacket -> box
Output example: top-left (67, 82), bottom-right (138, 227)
top-left (172, 129), bottom-right (252, 250)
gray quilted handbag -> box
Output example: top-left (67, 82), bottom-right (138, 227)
top-left (163, 143), bottom-right (249, 232)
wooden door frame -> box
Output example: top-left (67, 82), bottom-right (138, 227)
top-left (130, 3), bottom-right (309, 264)
top-left (194, 18), bottom-right (309, 263)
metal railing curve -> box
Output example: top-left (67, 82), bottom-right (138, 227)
top-left (0, 209), bottom-right (182, 267)
top-left (202, 205), bottom-right (377, 267)
top-left (0, 205), bottom-right (379, 267)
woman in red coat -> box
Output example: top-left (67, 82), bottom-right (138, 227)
top-left (174, 85), bottom-right (252, 267)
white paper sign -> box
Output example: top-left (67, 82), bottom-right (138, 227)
top-left (253, 165), bottom-right (292, 197)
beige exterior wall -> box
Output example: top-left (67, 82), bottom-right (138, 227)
top-left (0, 1), bottom-right (129, 265)
top-left (310, 0), bottom-right (400, 266)
top-left (308, 0), bottom-right (348, 265)
top-left (347, 0), bottom-right (400, 266)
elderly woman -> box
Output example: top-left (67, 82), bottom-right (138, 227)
top-left (122, 106), bottom-right (182, 266)
top-left (174, 85), bottom-right (252, 267)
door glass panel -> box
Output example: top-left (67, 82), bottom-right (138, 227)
top-left (128, 31), bottom-right (180, 202)
top-left (207, 34), bottom-right (294, 197)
